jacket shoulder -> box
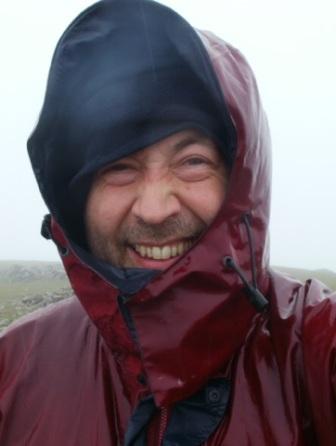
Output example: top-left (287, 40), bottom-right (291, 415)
top-left (266, 271), bottom-right (336, 440)
top-left (301, 276), bottom-right (336, 351)
top-left (1, 296), bottom-right (88, 337)
top-left (300, 278), bottom-right (336, 440)
top-left (269, 270), bottom-right (336, 346)
top-left (0, 298), bottom-right (123, 445)
top-left (0, 297), bottom-right (96, 374)
top-left (269, 268), bottom-right (335, 317)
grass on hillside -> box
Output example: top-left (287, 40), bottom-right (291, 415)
top-left (0, 280), bottom-right (69, 318)
top-left (0, 261), bottom-right (335, 331)
top-left (0, 261), bottom-right (71, 329)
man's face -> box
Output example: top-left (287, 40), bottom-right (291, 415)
top-left (86, 129), bottom-right (228, 270)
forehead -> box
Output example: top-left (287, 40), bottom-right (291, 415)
top-left (121, 129), bottom-right (220, 162)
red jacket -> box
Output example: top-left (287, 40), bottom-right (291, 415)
top-left (1, 6), bottom-right (336, 446)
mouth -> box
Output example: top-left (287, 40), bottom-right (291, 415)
top-left (126, 238), bottom-right (195, 269)
top-left (133, 239), bottom-right (193, 260)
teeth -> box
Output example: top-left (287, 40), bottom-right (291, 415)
top-left (146, 247), bottom-right (152, 258)
top-left (134, 241), bottom-right (192, 260)
top-left (161, 246), bottom-right (171, 259)
top-left (152, 247), bottom-right (161, 259)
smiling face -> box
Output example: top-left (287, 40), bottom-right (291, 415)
top-left (85, 129), bottom-right (228, 270)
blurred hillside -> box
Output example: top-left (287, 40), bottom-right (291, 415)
top-left (0, 261), bottom-right (71, 331)
top-left (273, 266), bottom-right (336, 290)
top-left (1, 261), bottom-right (335, 331)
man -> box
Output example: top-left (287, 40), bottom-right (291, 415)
top-left (0, 0), bottom-right (335, 444)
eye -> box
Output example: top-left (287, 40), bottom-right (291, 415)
top-left (182, 156), bottom-right (209, 166)
top-left (99, 162), bottom-right (138, 186)
top-left (175, 156), bottom-right (215, 182)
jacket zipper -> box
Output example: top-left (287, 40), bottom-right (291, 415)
top-left (158, 407), bottom-right (169, 446)
top-left (118, 296), bottom-right (169, 446)
top-left (117, 294), bottom-right (139, 344)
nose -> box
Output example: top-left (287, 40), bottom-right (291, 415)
top-left (132, 181), bottom-right (181, 224)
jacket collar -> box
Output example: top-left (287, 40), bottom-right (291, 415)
top-left (50, 202), bottom-right (270, 407)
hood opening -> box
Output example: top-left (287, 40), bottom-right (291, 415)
top-left (28, 0), bottom-right (237, 251)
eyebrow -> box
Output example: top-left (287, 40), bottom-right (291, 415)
top-left (173, 135), bottom-right (211, 152)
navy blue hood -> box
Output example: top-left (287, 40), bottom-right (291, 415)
top-left (28, 0), bottom-right (236, 247)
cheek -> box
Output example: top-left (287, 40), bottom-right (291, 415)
top-left (86, 187), bottom-right (133, 237)
top-left (180, 178), bottom-right (226, 224)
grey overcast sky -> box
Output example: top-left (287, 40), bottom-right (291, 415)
top-left (1, 0), bottom-right (335, 271)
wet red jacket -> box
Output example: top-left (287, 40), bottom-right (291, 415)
top-left (1, 9), bottom-right (336, 446)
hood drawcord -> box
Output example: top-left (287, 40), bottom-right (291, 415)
top-left (223, 213), bottom-right (268, 313)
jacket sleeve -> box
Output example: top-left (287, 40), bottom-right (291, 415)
top-left (302, 279), bottom-right (336, 444)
